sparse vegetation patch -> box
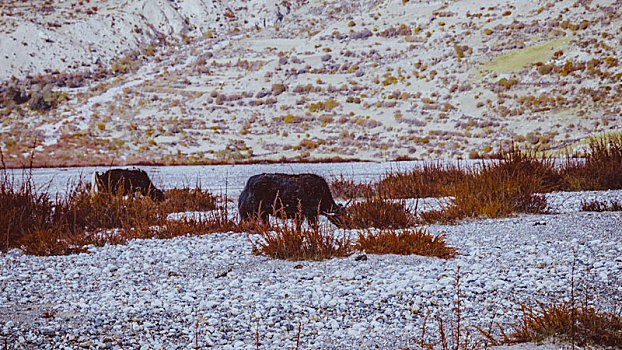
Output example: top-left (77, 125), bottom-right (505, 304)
top-left (356, 227), bottom-right (456, 258)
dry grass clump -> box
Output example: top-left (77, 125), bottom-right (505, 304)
top-left (417, 206), bottom-right (464, 225)
top-left (508, 301), bottom-right (622, 347)
top-left (157, 206), bottom-right (238, 239)
top-left (356, 228), bottom-right (456, 259)
top-left (494, 150), bottom-right (561, 192)
top-left (472, 256), bottom-right (622, 349)
top-left (562, 134), bottom-right (622, 191)
top-left (0, 172), bottom-right (55, 252)
top-left (419, 152), bottom-right (550, 223)
top-left (449, 158), bottom-right (549, 219)
top-left (420, 151), bottom-right (560, 222)
top-left (407, 264), bottom-right (622, 350)
top-left (0, 170), bottom-right (238, 255)
top-left (251, 210), bottom-right (352, 261)
top-left (0, 174), bottom-right (94, 255)
top-left (376, 163), bottom-right (466, 199)
top-left (251, 206), bottom-right (456, 260)
top-left (79, 189), bottom-right (239, 245)
top-left (329, 175), bottom-right (373, 199)
top-left (251, 215), bottom-right (453, 261)
top-left (504, 257), bottom-right (622, 348)
top-left (17, 225), bottom-right (88, 256)
top-left (161, 187), bottom-right (219, 213)
top-left (332, 136), bottom-right (622, 221)
top-left (580, 199), bottom-right (622, 212)
top-left (329, 150), bottom-right (552, 225)
top-left (345, 197), bottom-right (415, 229)
top-left (64, 184), bottom-right (163, 232)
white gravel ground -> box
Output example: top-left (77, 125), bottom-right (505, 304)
top-left (1, 191), bottom-right (621, 349)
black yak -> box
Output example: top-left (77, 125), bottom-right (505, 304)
top-left (238, 173), bottom-right (348, 227)
top-left (92, 167), bottom-right (164, 202)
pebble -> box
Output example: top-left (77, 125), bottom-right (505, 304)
top-left (1, 192), bottom-right (621, 348)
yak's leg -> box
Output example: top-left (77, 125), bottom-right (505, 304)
top-left (258, 201), bottom-right (270, 223)
top-left (306, 203), bottom-right (324, 231)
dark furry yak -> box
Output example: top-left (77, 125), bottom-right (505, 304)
top-left (238, 173), bottom-right (347, 227)
top-left (92, 167), bottom-right (164, 201)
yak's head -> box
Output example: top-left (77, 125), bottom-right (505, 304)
top-left (149, 187), bottom-right (165, 202)
top-left (324, 200), bottom-right (352, 228)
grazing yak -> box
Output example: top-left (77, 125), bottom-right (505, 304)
top-left (92, 167), bottom-right (164, 202)
top-left (238, 173), bottom-right (349, 228)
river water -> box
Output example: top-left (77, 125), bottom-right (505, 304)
top-left (3, 160), bottom-right (481, 198)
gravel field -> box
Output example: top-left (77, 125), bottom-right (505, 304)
top-left (1, 190), bottom-right (621, 349)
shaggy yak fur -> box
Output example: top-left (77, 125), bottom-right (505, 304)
top-left (92, 168), bottom-right (164, 201)
top-left (238, 173), bottom-right (347, 227)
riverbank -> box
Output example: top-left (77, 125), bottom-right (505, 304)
top-left (1, 189), bottom-right (621, 349)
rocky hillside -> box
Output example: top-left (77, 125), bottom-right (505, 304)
top-left (1, 0), bottom-right (621, 167)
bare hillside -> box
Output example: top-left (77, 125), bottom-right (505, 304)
top-left (1, 0), bottom-right (621, 167)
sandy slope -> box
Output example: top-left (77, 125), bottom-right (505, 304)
top-left (0, 0), bottom-right (621, 167)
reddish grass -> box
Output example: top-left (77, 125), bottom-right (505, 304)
top-left (419, 151), bottom-right (550, 223)
top-left (417, 206), bottom-right (463, 225)
top-left (158, 215), bottom-right (236, 239)
top-left (18, 225), bottom-right (87, 256)
top-left (356, 228), bottom-right (456, 259)
top-left (329, 174), bottom-right (373, 199)
top-left (0, 170), bottom-right (238, 255)
top-left (65, 185), bottom-right (163, 232)
top-left (345, 197), bottom-right (415, 229)
top-left (335, 136), bottom-right (622, 224)
top-left (0, 172), bottom-right (55, 252)
top-left (450, 159), bottom-right (549, 219)
top-left (507, 301), bottom-right (622, 347)
top-left (562, 134), bottom-right (622, 190)
top-left (475, 256), bottom-right (622, 348)
top-left (161, 187), bottom-right (219, 213)
top-left (405, 261), bottom-right (622, 350)
top-left (376, 162), bottom-right (466, 199)
top-left (580, 199), bottom-right (622, 212)
top-left (251, 208), bottom-right (352, 261)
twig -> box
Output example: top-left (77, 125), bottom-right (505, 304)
top-left (28, 136), bottom-right (37, 170)
top-left (438, 317), bottom-right (447, 350)
top-left (294, 321), bottom-right (301, 350)
top-left (113, 337), bottom-right (128, 350)
top-left (570, 248), bottom-right (587, 350)
top-left (256, 318), bottom-right (260, 350)
top-left (195, 318), bottom-right (200, 349)
top-left (418, 311), bottom-right (430, 349)
top-left (454, 266), bottom-right (461, 350)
